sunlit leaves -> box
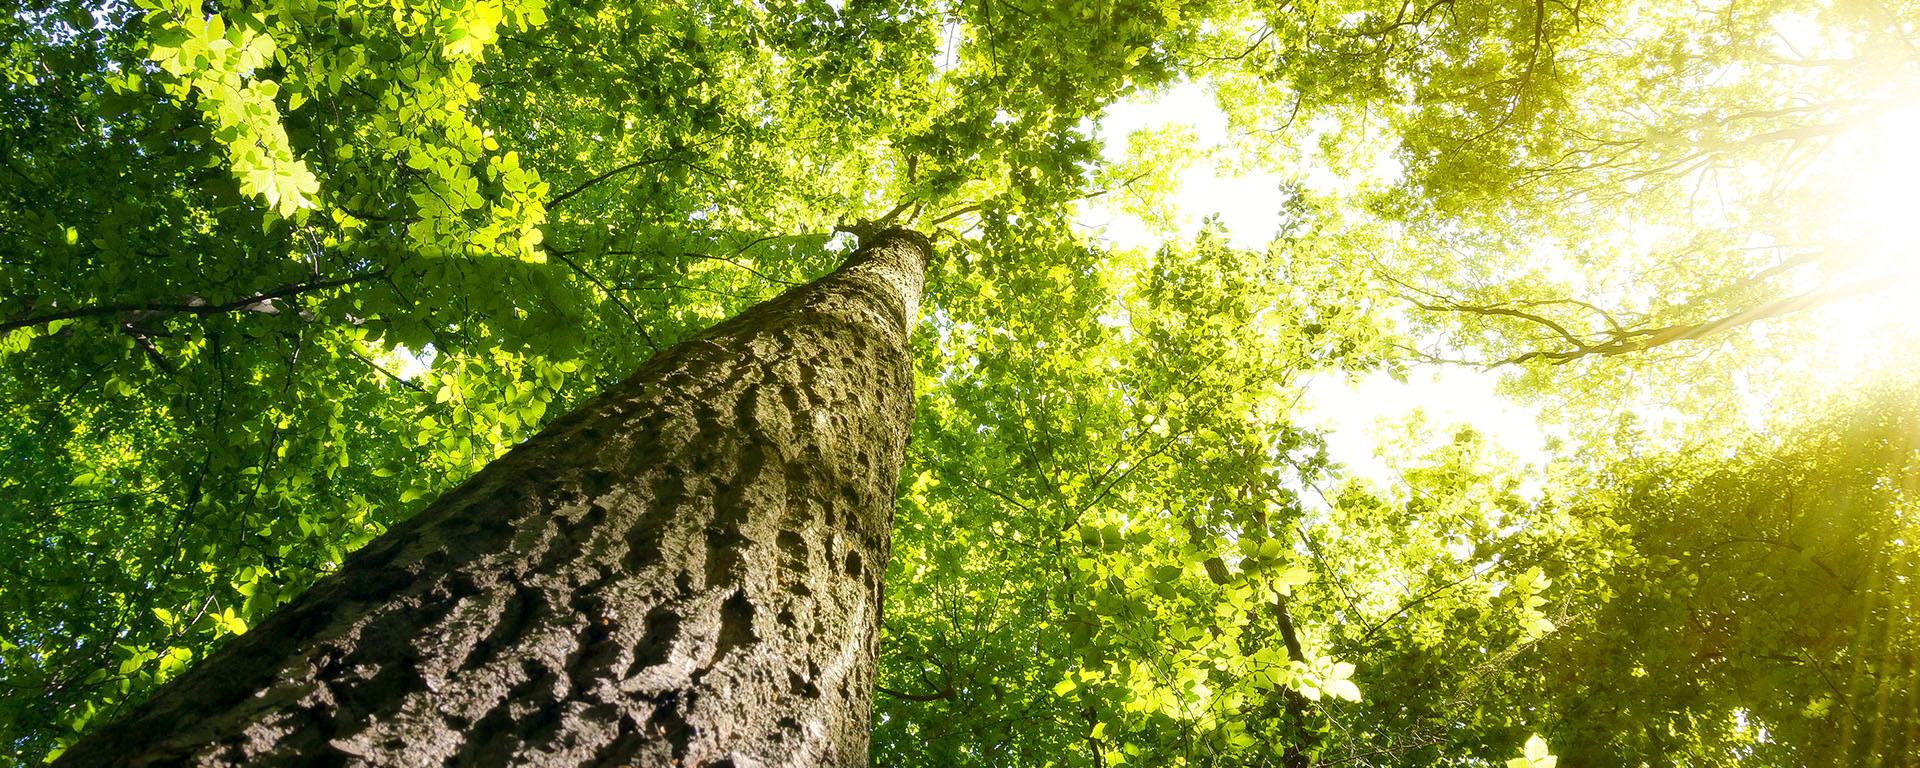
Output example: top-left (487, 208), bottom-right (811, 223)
top-left (1505, 374), bottom-right (1920, 764)
top-left (1101, 123), bottom-right (1201, 235)
top-left (1291, 656), bottom-right (1361, 703)
top-left (1507, 733), bottom-right (1558, 768)
top-left (140, 2), bottom-right (315, 216)
top-left (1514, 565), bottom-right (1555, 639)
top-left (212, 606), bottom-right (248, 636)
top-left (439, 0), bottom-right (503, 59)
top-left (877, 221), bottom-right (1411, 765)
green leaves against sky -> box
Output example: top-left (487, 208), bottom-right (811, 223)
top-left (2, 0), bottom-right (1916, 765)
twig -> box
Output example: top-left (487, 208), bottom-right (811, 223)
top-left (1, 272), bottom-right (384, 334)
top-left (545, 155), bottom-right (678, 210)
top-left (344, 347), bottom-right (425, 392)
top-left (544, 248), bottom-right (660, 351)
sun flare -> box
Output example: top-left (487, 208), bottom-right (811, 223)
top-left (1802, 102), bottom-right (1920, 366)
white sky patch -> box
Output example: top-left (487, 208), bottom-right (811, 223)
top-left (389, 344), bottom-right (436, 380)
top-left (933, 19), bottom-right (962, 72)
top-left (1302, 369), bottom-right (1550, 491)
top-left (1081, 83), bottom-right (1288, 251)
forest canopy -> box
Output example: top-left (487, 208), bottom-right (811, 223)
top-left (2, 0), bottom-right (1916, 765)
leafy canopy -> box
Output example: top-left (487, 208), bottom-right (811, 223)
top-left (2, 0), bottom-right (1916, 765)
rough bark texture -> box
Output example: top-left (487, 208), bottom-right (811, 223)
top-left (57, 229), bottom-right (931, 767)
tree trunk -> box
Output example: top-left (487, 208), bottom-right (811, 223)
top-left (56, 229), bottom-right (931, 768)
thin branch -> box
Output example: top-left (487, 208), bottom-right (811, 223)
top-left (685, 251), bottom-right (800, 286)
top-left (1353, 567), bottom-right (1490, 647)
top-left (344, 347), bottom-right (426, 392)
top-left (929, 202), bottom-right (985, 228)
top-left (709, 234), bottom-right (808, 284)
top-left (546, 155), bottom-right (677, 210)
top-left (1461, 0), bottom-right (1551, 145)
top-left (1, 272), bottom-right (384, 334)
top-left (129, 333), bottom-right (176, 375)
top-left (1422, 278), bottom-right (1889, 367)
top-left (873, 200), bottom-right (915, 228)
top-left (544, 248), bottom-right (660, 351)
top-left (1409, 297), bottom-right (1587, 349)
top-left (1199, 24), bottom-right (1276, 63)
top-left (581, 246), bottom-right (801, 286)
top-left (340, 208), bottom-right (421, 224)
top-left (874, 684), bottom-right (953, 702)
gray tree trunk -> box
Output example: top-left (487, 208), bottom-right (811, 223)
top-left (56, 229), bottom-right (931, 767)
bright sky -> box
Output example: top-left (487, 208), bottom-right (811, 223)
top-left (1079, 85), bottom-right (1288, 251)
top-left (1078, 83), bottom-right (1553, 489)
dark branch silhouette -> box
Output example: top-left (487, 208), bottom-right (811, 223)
top-left (1412, 278), bottom-right (1888, 367)
top-left (1, 271), bottom-right (386, 335)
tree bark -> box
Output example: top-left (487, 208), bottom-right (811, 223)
top-left (56, 229), bottom-right (932, 767)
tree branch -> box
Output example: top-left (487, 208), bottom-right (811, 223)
top-left (1418, 278), bottom-right (1889, 367)
top-left (545, 155), bottom-right (678, 210)
top-left (344, 347), bottom-right (426, 392)
top-left (1, 272), bottom-right (384, 335)
top-left (543, 248), bottom-right (660, 351)
top-left (874, 684), bottom-right (953, 702)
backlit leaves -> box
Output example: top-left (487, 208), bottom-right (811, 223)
top-left (141, 2), bottom-right (315, 215)
top-left (1507, 734), bottom-right (1558, 768)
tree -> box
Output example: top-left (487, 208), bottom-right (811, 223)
top-left (4, 0), bottom-right (1219, 760)
top-left (5, 0), bottom-right (1919, 764)
top-left (1539, 377), bottom-right (1920, 766)
top-left (53, 228), bottom-right (928, 766)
